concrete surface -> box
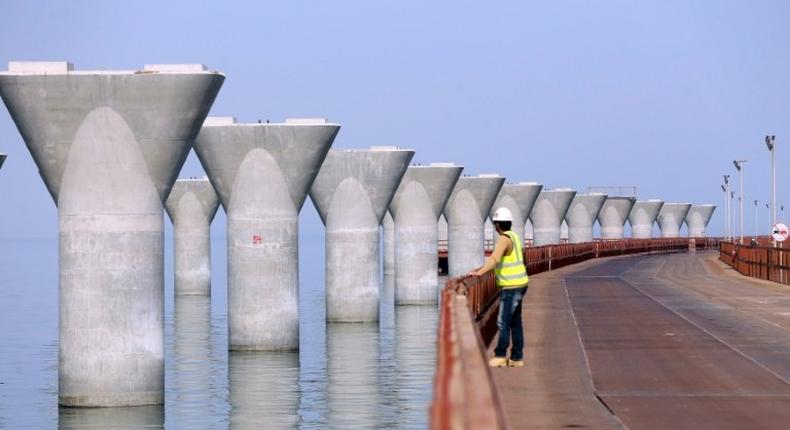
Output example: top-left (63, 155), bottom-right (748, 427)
top-left (310, 147), bottom-right (414, 322)
top-left (685, 204), bottom-right (716, 237)
top-left (565, 193), bottom-right (607, 243)
top-left (164, 177), bottom-right (220, 296)
top-left (629, 200), bottom-right (664, 239)
top-left (0, 61), bottom-right (224, 406)
top-left (598, 196), bottom-right (636, 239)
top-left (389, 163), bottom-right (462, 304)
top-left (194, 117), bottom-right (339, 350)
top-left (529, 189), bottom-right (576, 246)
top-left (489, 182), bottom-right (543, 243)
top-left (383, 211), bottom-right (395, 278)
top-left (443, 174), bottom-right (505, 276)
top-left (657, 203), bottom-right (691, 238)
top-left (493, 252), bottom-right (790, 429)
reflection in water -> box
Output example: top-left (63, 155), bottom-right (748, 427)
top-left (229, 351), bottom-right (300, 429)
top-left (395, 306), bottom-right (438, 428)
top-left (58, 405), bottom-right (164, 429)
top-left (7, 239), bottom-right (440, 428)
top-left (377, 274), bottom-right (400, 428)
top-left (327, 322), bottom-right (381, 429)
top-left (168, 296), bottom-right (218, 428)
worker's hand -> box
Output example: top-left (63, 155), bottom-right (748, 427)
top-left (466, 269), bottom-right (482, 277)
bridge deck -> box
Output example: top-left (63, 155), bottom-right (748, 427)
top-left (491, 251), bottom-right (790, 429)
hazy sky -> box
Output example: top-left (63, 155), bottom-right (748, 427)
top-left (1, 0), bottom-right (789, 238)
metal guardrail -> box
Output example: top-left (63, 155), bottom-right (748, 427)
top-left (719, 238), bottom-right (790, 285)
top-left (431, 237), bottom-right (717, 430)
top-left (431, 279), bottom-right (507, 430)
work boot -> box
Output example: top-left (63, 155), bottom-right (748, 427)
top-left (508, 358), bottom-right (525, 368)
top-left (488, 356), bottom-right (508, 368)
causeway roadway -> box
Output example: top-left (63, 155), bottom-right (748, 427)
top-left (491, 250), bottom-right (790, 429)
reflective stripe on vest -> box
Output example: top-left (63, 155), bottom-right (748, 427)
top-left (495, 231), bottom-right (529, 288)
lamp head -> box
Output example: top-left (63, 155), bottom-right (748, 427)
top-left (766, 135), bottom-right (775, 151)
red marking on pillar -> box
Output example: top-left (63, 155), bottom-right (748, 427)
top-left (252, 235), bottom-right (262, 245)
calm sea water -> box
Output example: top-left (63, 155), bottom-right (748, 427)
top-left (0, 236), bottom-right (439, 429)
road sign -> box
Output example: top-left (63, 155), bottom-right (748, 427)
top-left (772, 223), bottom-right (789, 242)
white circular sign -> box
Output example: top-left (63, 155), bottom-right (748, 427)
top-left (772, 223), bottom-right (789, 242)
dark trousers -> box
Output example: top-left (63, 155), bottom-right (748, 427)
top-left (494, 286), bottom-right (527, 360)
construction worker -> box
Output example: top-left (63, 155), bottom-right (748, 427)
top-left (469, 207), bottom-right (529, 367)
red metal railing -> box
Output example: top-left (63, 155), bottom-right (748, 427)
top-left (431, 237), bottom-right (717, 429)
top-left (720, 239), bottom-right (790, 285)
top-left (431, 279), bottom-right (508, 430)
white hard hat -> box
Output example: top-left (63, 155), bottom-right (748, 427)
top-left (492, 207), bottom-right (513, 222)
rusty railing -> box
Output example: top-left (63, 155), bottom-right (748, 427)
top-left (719, 239), bottom-right (790, 285)
top-left (431, 237), bottom-right (717, 429)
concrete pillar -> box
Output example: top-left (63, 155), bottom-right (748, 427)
top-left (657, 203), bottom-right (692, 238)
top-left (438, 214), bottom-right (448, 243)
top-left (529, 189), bottom-right (576, 246)
top-left (444, 174), bottom-right (505, 276)
top-left (0, 61), bottom-right (224, 406)
top-left (598, 197), bottom-right (636, 239)
top-left (484, 218), bottom-right (495, 245)
top-left (565, 193), bottom-right (607, 243)
top-left (629, 200), bottom-right (664, 238)
top-left (310, 147), bottom-right (414, 322)
top-left (389, 163), bottom-right (463, 304)
top-left (525, 219), bottom-right (534, 242)
top-left (194, 117), bottom-right (339, 350)
top-left (165, 178), bottom-right (220, 296)
top-left (685, 204), bottom-right (716, 237)
top-left (383, 211), bottom-right (395, 278)
top-left (489, 182), bottom-right (542, 243)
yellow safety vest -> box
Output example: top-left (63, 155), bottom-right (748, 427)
top-left (495, 231), bottom-right (529, 289)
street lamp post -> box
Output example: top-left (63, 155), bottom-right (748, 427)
top-left (734, 160), bottom-right (747, 244)
top-left (731, 191), bottom-right (735, 239)
top-left (754, 200), bottom-right (759, 238)
top-left (766, 135), bottom-right (776, 244)
top-left (723, 175), bottom-right (731, 240)
top-left (766, 203), bottom-right (770, 236)
top-left (721, 175), bottom-right (732, 240)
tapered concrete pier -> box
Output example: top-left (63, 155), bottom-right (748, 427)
top-left (685, 204), bottom-right (716, 237)
top-left (383, 211), bottom-right (395, 278)
top-left (489, 182), bottom-right (543, 243)
top-left (529, 189), bottom-right (576, 246)
top-left (195, 117), bottom-right (339, 349)
top-left (444, 174), bottom-right (505, 276)
top-left (598, 197), bottom-right (636, 239)
top-left (565, 193), bottom-right (607, 243)
top-left (165, 178), bottom-right (220, 296)
top-left (438, 214), bottom-right (448, 243)
top-left (657, 203), bottom-right (692, 238)
top-left (0, 61), bottom-right (224, 406)
top-left (310, 147), bottom-right (414, 322)
top-left (389, 163), bottom-right (462, 304)
top-left (628, 200), bottom-right (664, 238)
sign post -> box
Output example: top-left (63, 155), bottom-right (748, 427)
top-left (772, 223), bottom-right (788, 284)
